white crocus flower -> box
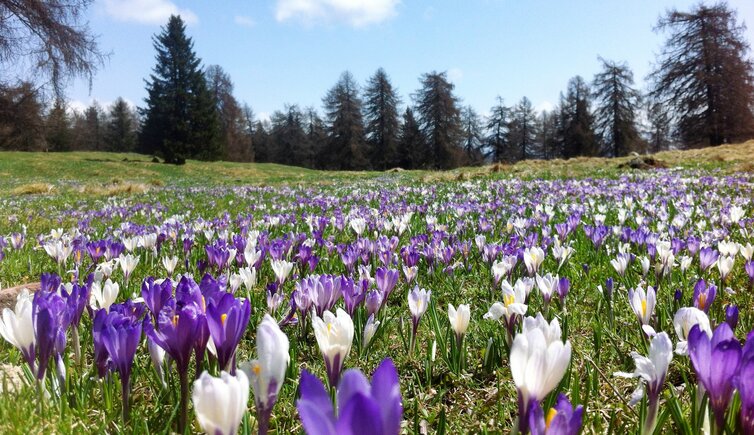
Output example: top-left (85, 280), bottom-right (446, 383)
top-left (192, 370), bottom-right (249, 435)
top-left (448, 303), bottom-right (471, 340)
top-left (408, 287), bottom-right (431, 322)
top-left (241, 315), bottom-right (289, 418)
top-left (717, 256), bottom-right (734, 281)
top-left (312, 308), bottom-right (354, 387)
top-left (239, 267), bottom-right (257, 292)
top-left (510, 313), bottom-right (572, 413)
top-left (614, 332), bottom-right (672, 435)
top-left (535, 273), bottom-right (559, 306)
top-left (610, 254), bottom-right (630, 276)
top-left (678, 255), bottom-right (693, 273)
top-left (118, 253), bottom-right (139, 282)
top-left (672, 307), bottom-right (711, 355)
top-left (729, 205), bottom-right (745, 224)
top-left (362, 314), bottom-right (380, 351)
top-left (270, 259), bottom-right (294, 285)
top-left (628, 285), bottom-right (656, 326)
top-left (639, 256), bottom-right (651, 277)
top-left (718, 241), bottom-right (739, 257)
top-left (349, 217), bottom-right (367, 236)
top-left (90, 279), bottom-right (120, 312)
top-left (739, 242), bottom-right (754, 261)
top-left (44, 240), bottom-right (72, 266)
top-left (0, 289), bottom-right (35, 369)
top-left (244, 246), bottom-right (262, 267)
top-left (523, 247), bottom-right (545, 275)
top-left (122, 237), bottom-right (138, 252)
top-left (161, 255), bottom-right (179, 276)
top-left (484, 279), bottom-right (528, 323)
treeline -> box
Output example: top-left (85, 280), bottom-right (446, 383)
top-left (1, 3), bottom-right (752, 169)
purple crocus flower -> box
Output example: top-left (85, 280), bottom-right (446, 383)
top-left (87, 240), bottom-right (107, 263)
top-left (141, 277), bottom-right (173, 320)
top-left (557, 277), bottom-right (570, 302)
top-left (365, 290), bottom-right (383, 318)
top-left (746, 260), bottom-right (754, 284)
top-left (32, 290), bottom-right (71, 381)
top-left (688, 323), bottom-right (742, 430)
top-left (206, 293), bottom-right (251, 373)
top-left (93, 309), bottom-right (111, 378)
top-left (724, 305), bottom-right (739, 331)
top-left (297, 358), bottom-right (402, 435)
top-left (699, 247), bottom-right (719, 272)
top-left (101, 307), bottom-right (143, 421)
top-left (692, 279), bottom-right (716, 313)
top-left (736, 332), bottom-right (754, 433)
top-left (144, 299), bottom-right (202, 433)
top-left (528, 394), bottom-right (584, 435)
top-left (40, 272), bottom-right (61, 293)
top-left (340, 277), bottom-right (363, 316)
top-left (375, 267), bottom-right (399, 306)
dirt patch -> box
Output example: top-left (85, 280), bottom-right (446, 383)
top-left (617, 155), bottom-right (668, 170)
top-left (0, 364), bottom-right (26, 394)
top-left (0, 282), bottom-right (40, 310)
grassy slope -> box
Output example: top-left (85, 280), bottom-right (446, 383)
top-left (1, 140), bottom-right (752, 194)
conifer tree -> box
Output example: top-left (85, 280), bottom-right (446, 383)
top-left (322, 71), bottom-right (367, 170)
top-left (413, 71), bottom-right (463, 169)
top-left (592, 58), bottom-right (641, 156)
top-left (363, 68), bottom-right (401, 170)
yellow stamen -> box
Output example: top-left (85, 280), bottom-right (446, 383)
top-left (545, 407), bottom-right (558, 429)
top-left (417, 300), bottom-right (422, 310)
top-left (172, 314), bottom-right (179, 328)
top-left (221, 313), bottom-right (228, 325)
top-left (504, 294), bottom-right (515, 307)
top-left (327, 323), bottom-right (332, 333)
top-left (252, 363), bottom-right (261, 376)
top-left (201, 296), bottom-right (206, 312)
top-left (698, 294), bottom-right (707, 310)
top-left (641, 299), bottom-right (647, 317)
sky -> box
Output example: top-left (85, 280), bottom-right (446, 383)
top-left (67, 0), bottom-right (754, 120)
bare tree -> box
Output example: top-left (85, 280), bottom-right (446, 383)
top-left (592, 57), bottom-right (641, 157)
top-left (0, 0), bottom-right (105, 97)
top-left (650, 3), bottom-right (754, 146)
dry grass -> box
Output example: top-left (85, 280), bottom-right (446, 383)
top-left (80, 182), bottom-right (150, 196)
top-left (10, 183), bottom-right (54, 195)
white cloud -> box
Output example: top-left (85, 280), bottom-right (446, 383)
top-left (234, 15), bottom-right (256, 27)
top-left (448, 68), bottom-right (463, 83)
top-left (103, 0), bottom-right (198, 25)
top-left (275, 0), bottom-right (399, 27)
top-left (535, 100), bottom-right (554, 114)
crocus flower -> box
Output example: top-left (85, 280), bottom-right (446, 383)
top-left (610, 253), bottom-right (630, 277)
top-left (737, 333), bottom-right (754, 433)
top-left (484, 279), bottom-right (528, 343)
top-left (717, 256), bottom-right (734, 282)
top-left (699, 247), bottom-right (719, 272)
top-left (118, 253), bottom-right (139, 287)
top-left (746, 260), bottom-right (754, 284)
top-left (407, 286), bottom-right (430, 353)
top-left (673, 307), bottom-right (711, 355)
top-left (207, 294), bottom-right (251, 373)
top-left (271, 259), bottom-right (294, 285)
top-left (614, 332), bottom-right (672, 435)
top-left (511, 313), bottom-right (572, 433)
top-left (628, 285), bottom-right (655, 326)
top-left (162, 255), bottom-right (179, 276)
top-left (535, 273), bottom-right (559, 312)
top-left (523, 247), bottom-right (545, 276)
top-left (362, 314), bottom-right (380, 351)
top-left (724, 305), bottom-right (739, 331)
top-left (528, 393), bottom-right (584, 435)
top-left (297, 358), bottom-right (402, 435)
top-left (141, 277), bottom-right (173, 320)
top-left (32, 290), bottom-right (71, 382)
top-left (241, 315), bottom-right (289, 434)
top-left (101, 307), bottom-right (142, 421)
top-left (448, 303), bottom-right (470, 343)
top-left (365, 290), bottom-right (383, 318)
top-left (0, 289), bottom-right (36, 374)
top-left (192, 370), bottom-right (250, 435)
top-left (692, 279), bottom-right (716, 313)
top-left (312, 308), bottom-right (354, 388)
top-left (688, 323), bottom-right (742, 430)
top-left (90, 279), bottom-right (120, 312)
top-left (375, 267), bottom-right (399, 304)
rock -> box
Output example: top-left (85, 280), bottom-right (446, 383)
top-left (619, 156), bottom-right (668, 170)
top-left (0, 282), bottom-right (40, 310)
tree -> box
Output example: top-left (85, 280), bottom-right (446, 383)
top-left (508, 97), bottom-right (540, 161)
top-left (460, 105), bottom-right (484, 165)
top-left (45, 99), bottom-right (72, 152)
top-left (646, 101), bottom-right (673, 153)
top-left (322, 71), bottom-right (367, 170)
top-left (206, 65), bottom-right (252, 162)
top-left (82, 101), bottom-right (104, 151)
top-left (305, 107), bottom-right (328, 169)
top-left (105, 98), bottom-right (138, 152)
top-left (485, 97), bottom-right (511, 163)
top-left (0, 82), bottom-right (45, 150)
top-left (538, 110), bottom-right (560, 160)
top-left (0, 1), bottom-right (104, 97)
top-left (592, 58), bottom-right (641, 157)
top-left (650, 3), bottom-right (754, 146)
top-left (241, 103), bottom-right (256, 162)
top-left (363, 68), bottom-right (401, 170)
top-left (397, 108), bottom-right (424, 169)
top-left (413, 71), bottom-right (463, 169)
top-left (140, 15), bottom-right (221, 164)
top-left (269, 105), bottom-right (308, 167)
top-left (559, 76), bottom-right (598, 158)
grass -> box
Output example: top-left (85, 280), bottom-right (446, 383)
top-left (0, 142), bottom-right (752, 434)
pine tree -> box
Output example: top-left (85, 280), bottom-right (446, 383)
top-left (363, 68), bottom-right (401, 170)
top-left (140, 15), bottom-right (221, 164)
top-left (413, 71), bottom-right (463, 169)
top-left (305, 107), bottom-right (328, 169)
top-left (206, 65), bottom-right (251, 162)
top-left (538, 110), bottom-right (560, 160)
top-left (45, 99), bottom-right (72, 152)
top-left (0, 82), bottom-right (45, 151)
top-left (650, 3), bottom-right (754, 146)
top-left (507, 97), bottom-right (540, 161)
top-left (647, 101), bottom-right (672, 153)
top-left (485, 97), bottom-right (511, 163)
top-left (592, 58), bottom-right (641, 157)
top-left (83, 101), bottom-right (104, 151)
top-left (322, 71), bottom-right (367, 170)
top-left (559, 76), bottom-right (598, 158)
top-left (105, 98), bottom-right (138, 152)
top-left (460, 105), bottom-right (484, 165)
top-left (397, 108), bottom-right (424, 169)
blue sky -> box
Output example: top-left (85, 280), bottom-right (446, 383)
top-left (69, 0), bottom-right (754, 120)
